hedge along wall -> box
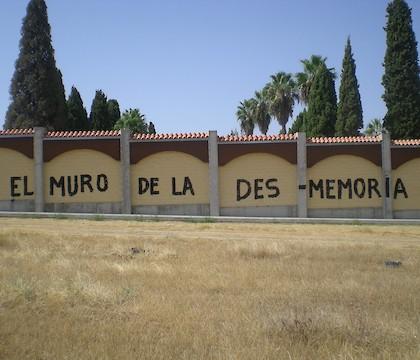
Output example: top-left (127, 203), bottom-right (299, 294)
top-left (0, 129), bottom-right (420, 219)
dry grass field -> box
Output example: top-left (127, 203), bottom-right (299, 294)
top-left (0, 218), bottom-right (419, 360)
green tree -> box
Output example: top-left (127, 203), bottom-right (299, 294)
top-left (253, 90), bottom-right (271, 135)
top-left (54, 70), bottom-right (68, 130)
top-left (364, 118), bottom-right (383, 136)
top-left (254, 90), bottom-right (271, 135)
top-left (305, 63), bottom-right (337, 137)
top-left (265, 72), bottom-right (298, 134)
top-left (236, 99), bottom-right (256, 135)
top-left (336, 38), bottom-right (363, 136)
top-left (90, 90), bottom-right (109, 130)
top-left (5, 0), bottom-right (67, 130)
top-left (148, 121), bottom-right (156, 134)
top-left (288, 110), bottom-right (307, 134)
top-left (114, 108), bottom-right (149, 133)
top-left (107, 99), bottom-right (121, 129)
top-left (67, 86), bottom-right (88, 130)
top-left (296, 55), bottom-right (327, 106)
top-left (383, 0), bottom-right (420, 139)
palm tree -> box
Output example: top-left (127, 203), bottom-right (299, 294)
top-left (265, 72), bottom-right (299, 134)
top-left (253, 90), bottom-right (271, 134)
top-left (236, 99), bottom-right (256, 135)
top-left (296, 55), bottom-right (333, 106)
top-left (364, 118), bottom-right (383, 136)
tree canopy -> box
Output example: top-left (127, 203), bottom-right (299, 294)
top-left (336, 38), bottom-right (363, 136)
top-left (67, 86), bottom-right (88, 130)
top-left (90, 90), bottom-right (109, 130)
top-left (5, 0), bottom-right (67, 130)
top-left (383, 0), bottom-right (420, 139)
top-left (304, 63), bottom-right (337, 137)
top-left (236, 99), bottom-right (256, 135)
top-left (114, 108), bottom-right (151, 134)
top-left (107, 99), bottom-right (121, 130)
top-left (265, 72), bottom-right (298, 134)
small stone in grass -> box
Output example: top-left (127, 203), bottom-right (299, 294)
top-left (384, 260), bottom-right (402, 268)
top-left (131, 247), bottom-right (144, 255)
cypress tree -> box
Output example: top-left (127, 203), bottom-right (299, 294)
top-left (305, 63), bottom-right (337, 137)
top-left (107, 99), bottom-right (121, 129)
top-left (90, 90), bottom-right (109, 130)
top-left (383, 0), bottom-right (420, 139)
top-left (5, 0), bottom-right (67, 130)
top-left (67, 86), bottom-right (88, 130)
top-left (288, 110), bottom-right (306, 134)
top-left (336, 38), bottom-right (363, 136)
top-left (54, 69), bottom-right (68, 130)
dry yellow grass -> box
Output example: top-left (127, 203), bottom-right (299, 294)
top-left (0, 218), bottom-right (419, 360)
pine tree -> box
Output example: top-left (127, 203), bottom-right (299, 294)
top-left (67, 86), bottom-right (88, 130)
top-left (383, 0), bottom-right (420, 139)
top-left (336, 38), bottom-right (363, 136)
top-left (5, 0), bottom-right (67, 130)
top-left (305, 63), bottom-right (337, 137)
top-left (90, 90), bottom-right (109, 130)
top-left (107, 99), bottom-right (121, 129)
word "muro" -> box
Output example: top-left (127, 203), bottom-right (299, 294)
top-left (50, 174), bottom-right (109, 196)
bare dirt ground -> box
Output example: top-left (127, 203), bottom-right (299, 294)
top-left (0, 218), bottom-right (419, 359)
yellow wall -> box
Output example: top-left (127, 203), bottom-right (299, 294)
top-left (0, 148), bottom-right (34, 201)
top-left (308, 155), bottom-right (382, 209)
top-left (44, 149), bottom-right (121, 203)
top-left (219, 153), bottom-right (296, 208)
top-left (131, 151), bottom-right (209, 206)
top-left (393, 159), bottom-right (420, 210)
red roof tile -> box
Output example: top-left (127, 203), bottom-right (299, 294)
top-left (308, 135), bottom-right (381, 144)
top-left (1, 128), bottom-right (420, 146)
top-left (392, 139), bottom-right (420, 146)
top-left (46, 130), bottom-right (121, 138)
top-left (0, 128), bottom-right (34, 136)
top-left (132, 132), bottom-right (208, 140)
top-left (219, 134), bottom-right (297, 142)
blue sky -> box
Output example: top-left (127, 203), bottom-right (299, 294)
top-left (1, 0), bottom-right (420, 134)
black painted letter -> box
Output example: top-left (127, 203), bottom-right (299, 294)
top-left (67, 176), bottom-right (79, 196)
top-left (138, 178), bottom-right (150, 195)
top-left (81, 175), bottom-right (93, 193)
top-left (266, 178), bottom-right (280, 198)
top-left (394, 178), bottom-right (408, 199)
top-left (10, 177), bottom-right (21, 197)
top-left (97, 174), bottom-right (108, 192)
top-left (237, 179), bottom-right (251, 201)
top-left (50, 176), bottom-right (65, 196)
top-left (309, 179), bottom-right (324, 199)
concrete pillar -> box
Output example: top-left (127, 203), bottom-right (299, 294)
top-left (34, 127), bottom-right (45, 213)
top-left (208, 130), bottom-right (220, 216)
top-left (297, 132), bottom-right (307, 218)
top-left (381, 130), bottom-right (393, 219)
top-left (120, 128), bottom-right (132, 214)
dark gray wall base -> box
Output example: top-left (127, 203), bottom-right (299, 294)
top-left (0, 200), bottom-right (35, 212)
top-left (393, 210), bottom-right (420, 219)
top-left (308, 207), bottom-right (383, 219)
top-left (45, 202), bottom-right (122, 214)
top-left (132, 204), bottom-right (210, 216)
top-left (220, 206), bottom-right (297, 217)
